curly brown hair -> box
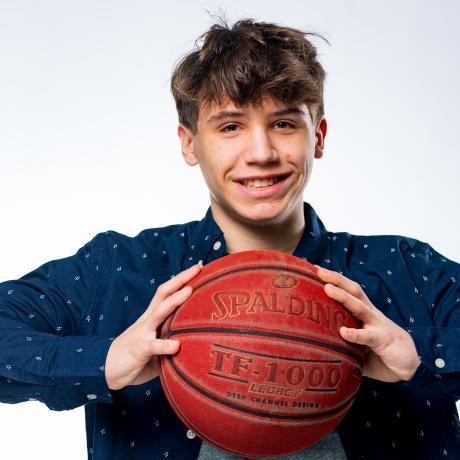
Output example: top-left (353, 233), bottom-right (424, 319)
top-left (171, 18), bottom-right (327, 133)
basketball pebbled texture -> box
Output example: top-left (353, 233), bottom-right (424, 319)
top-left (159, 250), bottom-right (364, 457)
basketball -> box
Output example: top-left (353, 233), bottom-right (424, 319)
top-left (159, 250), bottom-right (364, 457)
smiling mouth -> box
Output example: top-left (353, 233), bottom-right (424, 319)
top-left (239, 175), bottom-right (288, 189)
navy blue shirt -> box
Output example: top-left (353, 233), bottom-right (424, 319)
top-left (1, 203), bottom-right (460, 459)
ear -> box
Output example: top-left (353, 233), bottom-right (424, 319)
top-left (314, 117), bottom-right (327, 159)
top-left (177, 124), bottom-right (198, 166)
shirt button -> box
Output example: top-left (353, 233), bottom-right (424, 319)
top-left (213, 241), bottom-right (222, 251)
top-left (186, 429), bottom-right (196, 439)
top-left (435, 358), bottom-right (445, 368)
top-left (86, 394), bottom-right (97, 400)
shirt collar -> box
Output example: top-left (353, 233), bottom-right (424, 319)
top-left (292, 202), bottom-right (329, 264)
top-left (189, 207), bottom-right (226, 264)
top-left (190, 202), bottom-right (328, 265)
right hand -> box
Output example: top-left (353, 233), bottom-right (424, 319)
top-left (104, 263), bottom-right (202, 390)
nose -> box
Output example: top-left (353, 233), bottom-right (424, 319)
top-left (244, 127), bottom-right (279, 164)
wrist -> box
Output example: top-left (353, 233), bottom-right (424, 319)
top-left (401, 356), bottom-right (421, 381)
top-left (400, 331), bottom-right (421, 381)
top-left (104, 339), bottom-right (123, 391)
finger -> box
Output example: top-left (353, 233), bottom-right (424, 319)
top-left (149, 338), bottom-right (180, 356)
top-left (340, 326), bottom-right (378, 347)
top-left (316, 266), bottom-right (365, 301)
top-left (146, 263), bottom-right (202, 312)
top-left (149, 284), bottom-right (194, 325)
top-left (155, 263), bottom-right (202, 299)
top-left (324, 283), bottom-right (374, 323)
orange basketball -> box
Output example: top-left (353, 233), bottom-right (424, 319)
top-left (159, 250), bottom-right (364, 457)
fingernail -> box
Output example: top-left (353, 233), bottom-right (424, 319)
top-left (168, 339), bottom-right (180, 349)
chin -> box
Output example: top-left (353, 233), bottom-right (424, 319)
top-left (234, 204), bottom-right (292, 227)
top-left (213, 194), bottom-right (303, 229)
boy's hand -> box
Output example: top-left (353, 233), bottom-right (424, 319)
top-left (104, 264), bottom-right (202, 390)
top-left (315, 266), bottom-right (421, 382)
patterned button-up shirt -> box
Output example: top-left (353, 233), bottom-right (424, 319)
top-left (1, 203), bottom-right (459, 459)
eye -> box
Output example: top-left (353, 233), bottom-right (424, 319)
top-left (274, 120), bottom-right (295, 129)
top-left (222, 123), bottom-right (240, 132)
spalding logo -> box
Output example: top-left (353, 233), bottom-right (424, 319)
top-left (272, 274), bottom-right (297, 289)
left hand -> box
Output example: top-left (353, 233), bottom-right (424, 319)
top-left (315, 266), bottom-right (421, 382)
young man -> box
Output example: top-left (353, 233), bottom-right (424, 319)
top-left (1, 18), bottom-right (459, 460)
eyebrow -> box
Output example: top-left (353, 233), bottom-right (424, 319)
top-left (206, 111), bottom-right (245, 124)
top-left (206, 107), bottom-right (306, 124)
top-left (272, 107), bottom-right (306, 117)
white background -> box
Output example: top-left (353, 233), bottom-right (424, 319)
top-left (1, 0), bottom-right (459, 458)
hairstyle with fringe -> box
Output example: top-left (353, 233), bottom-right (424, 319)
top-left (171, 17), bottom-right (327, 132)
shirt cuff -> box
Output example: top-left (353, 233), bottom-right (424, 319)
top-left (403, 327), bottom-right (454, 392)
top-left (407, 327), bottom-right (451, 371)
top-left (52, 335), bottom-right (113, 410)
top-left (402, 360), bottom-right (441, 389)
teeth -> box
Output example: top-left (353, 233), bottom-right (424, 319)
top-left (243, 177), bottom-right (279, 188)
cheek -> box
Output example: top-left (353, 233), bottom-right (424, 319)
top-left (286, 150), bottom-right (310, 171)
top-left (199, 155), bottom-right (227, 190)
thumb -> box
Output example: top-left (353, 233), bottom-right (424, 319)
top-left (149, 339), bottom-right (180, 357)
top-left (340, 327), bottom-right (377, 347)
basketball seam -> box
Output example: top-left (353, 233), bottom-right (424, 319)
top-left (163, 327), bottom-right (363, 365)
top-left (211, 343), bottom-right (342, 364)
top-left (192, 265), bottom-right (324, 292)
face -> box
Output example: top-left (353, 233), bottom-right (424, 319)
top-left (178, 97), bottom-right (326, 228)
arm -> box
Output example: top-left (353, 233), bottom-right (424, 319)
top-left (0, 235), bottom-right (113, 410)
top-left (0, 232), bottom-right (203, 409)
top-left (104, 263), bottom-right (202, 390)
top-left (316, 240), bottom-right (460, 395)
top-left (399, 240), bottom-right (460, 394)
top-left (316, 266), bottom-right (421, 382)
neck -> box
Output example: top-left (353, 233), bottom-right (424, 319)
top-left (211, 202), bottom-right (305, 255)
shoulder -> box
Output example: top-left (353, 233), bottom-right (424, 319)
top-left (90, 219), bottom-right (200, 251)
top-left (326, 230), bottom-right (458, 285)
top-left (76, 219), bottom-right (200, 271)
top-left (325, 230), bottom-right (457, 281)
top-left (327, 231), bottom-right (435, 259)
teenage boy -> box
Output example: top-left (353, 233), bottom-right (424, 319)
top-left (1, 18), bottom-right (459, 460)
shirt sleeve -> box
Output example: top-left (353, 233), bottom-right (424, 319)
top-left (401, 239), bottom-right (460, 396)
top-left (0, 234), bottom-right (113, 410)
